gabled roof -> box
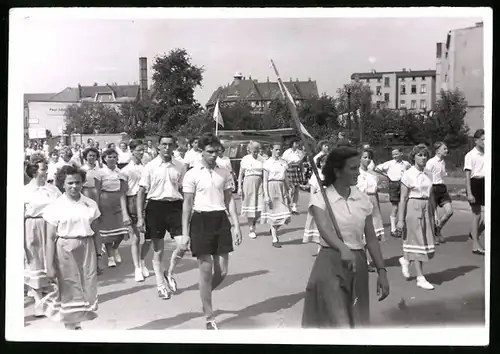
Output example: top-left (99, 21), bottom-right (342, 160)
top-left (24, 93), bottom-right (57, 103)
top-left (79, 85), bottom-right (140, 100)
top-left (206, 79), bottom-right (319, 107)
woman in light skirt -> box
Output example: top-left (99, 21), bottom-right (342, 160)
top-left (42, 165), bottom-right (101, 329)
top-left (24, 156), bottom-right (62, 317)
top-left (302, 154), bottom-right (327, 255)
top-left (358, 149), bottom-right (386, 272)
top-left (397, 144), bottom-right (436, 290)
top-left (238, 141), bottom-right (265, 239)
top-left (97, 148), bottom-right (131, 267)
top-left (261, 143), bottom-right (292, 248)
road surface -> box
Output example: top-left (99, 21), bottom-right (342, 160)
top-left (24, 192), bottom-right (485, 330)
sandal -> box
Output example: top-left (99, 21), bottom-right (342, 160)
top-left (472, 249), bottom-right (485, 255)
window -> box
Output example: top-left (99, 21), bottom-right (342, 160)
top-left (384, 77), bottom-right (390, 87)
top-left (377, 78), bottom-right (381, 83)
top-left (366, 78), bottom-right (370, 83)
top-left (401, 77), bottom-right (405, 82)
top-left (422, 76), bottom-right (426, 81)
top-left (420, 100), bottom-right (427, 109)
top-left (400, 85), bottom-right (406, 95)
top-left (411, 100), bottom-right (417, 109)
top-left (412, 77), bottom-right (416, 81)
top-left (400, 100), bottom-right (406, 108)
top-left (384, 93), bottom-right (390, 102)
top-left (411, 85), bottom-right (417, 94)
top-left (376, 101), bottom-right (381, 109)
top-left (376, 86), bottom-right (382, 95)
top-left (420, 84), bottom-right (427, 94)
top-left (444, 74), bottom-right (448, 82)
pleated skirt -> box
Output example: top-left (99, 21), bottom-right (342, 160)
top-left (24, 218), bottom-right (50, 290)
top-left (98, 190), bottom-right (127, 244)
top-left (241, 175), bottom-right (264, 219)
top-left (261, 181), bottom-right (291, 226)
top-left (403, 198), bottom-right (435, 262)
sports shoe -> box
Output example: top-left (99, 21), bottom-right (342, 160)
top-left (206, 320), bottom-right (218, 330)
top-left (135, 268), bottom-right (145, 282)
top-left (164, 272), bottom-right (178, 293)
top-left (114, 249), bottom-right (122, 263)
top-left (249, 232), bottom-right (257, 239)
top-left (140, 261), bottom-right (150, 277)
top-left (108, 256), bottom-right (117, 268)
top-left (157, 286), bottom-right (171, 300)
top-left (416, 277), bottom-right (435, 290)
top-left (399, 257), bottom-right (410, 279)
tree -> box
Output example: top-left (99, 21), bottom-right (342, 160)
top-left (176, 111), bottom-right (214, 136)
top-left (425, 88), bottom-right (469, 148)
top-left (151, 48), bottom-right (204, 132)
top-left (64, 102), bottom-right (123, 135)
top-left (336, 80), bottom-right (372, 137)
top-left (298, 95), bottom-right (340, 140)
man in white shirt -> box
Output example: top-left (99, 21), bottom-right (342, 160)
top-left (181, 133), bottom-right (242, 330)
top-left (183, 137), bottom-right (203, 169)
top-left (121, 139), bottom-right (147, 282)
top-left (426, 142), bottom-right (453, 244)
top-left (374, 148), bottom-right (411, 237)
top-left (137, 135), bottom-right (187, 300)
top-left (464, 129), bottom-right (485, 255)
top-left (117, 142), bottom-right (131, 169)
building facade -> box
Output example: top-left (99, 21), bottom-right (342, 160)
top-left (350, 69), bottom-right (436, 112)
top-left (206, 73), bottom-right (319, 113)
top-left (436, 22), bottom-right (484, 133)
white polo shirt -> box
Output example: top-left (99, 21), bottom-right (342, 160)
top-left (464, 147), bottom-right (485, 178)
top-left (375, 159), bottom-right (411, 182)
top-left (183, 162), bottom-right (233, 212)
top-left (240, 154), bottom-right (265, 177)
top-left (81, 164), bottom-right (101, 188)
top-left (184, 149), bottom-right (203, 168)
top-left (216, 156), bottom-right (233, 172)
top-left (309, 186), bottom-right (373, 250)
top-left (121, 159), bottom-right (145, 196)
top-left (401, 166), bottom-right (433, 199)
top-left (426, 156), bottom-right (447, 184)
top-left (357, 168), bottom-right (378, 195)
top-left (139, 156), bottom-right (186, 201)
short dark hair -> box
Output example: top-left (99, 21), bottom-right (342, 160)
top-left (60, 146), bottom-right (73, 158)
top-left (101, 148), bottom-right (118, 164)
top-left (82, 147), bottom-right (100, 161)
top-left (290, 138), bottom-right (301, 147)
top-left (25, 158), bottom-right (47, 178)
top-left (55, 165), bottom-right (86, 193)
top-left (159, 134), bottom-right (177, 144)
top-left (107, 143), bottom-right (115, 149)
top-left (29, 153), bottom-right (47, 164)
top-left (129, 139), bottom-right (143, 151)
top-left (322, 146), bottom-right (359, 187)
top-left (473, 129), bottom-right (485, 139)
top-left (433, 141), bottom-right (446, 152)
top-left (409, 144), bottom-right (430, 164)
top-left (189, 136), bottom-right (199, 145)
top-left (361, 148), bottom-right (374, 160)
top-left (198, 133), bottom-right (222, 151)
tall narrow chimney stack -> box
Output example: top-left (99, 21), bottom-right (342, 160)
top-left (139, 57), bottom-right (148, 100)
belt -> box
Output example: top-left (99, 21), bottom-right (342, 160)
top-left (25, 216), bottom-right (43, 219)
top-left (268, 179), bottom-right (284, 182)
top-left (409, 197), bottom-right (429, 200)
top-left (366, 192), bottom-right (377, 196)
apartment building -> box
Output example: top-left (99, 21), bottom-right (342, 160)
top-left (351, 69), bottom-right (436, 112)
top-left (436, 22), bottom-right (484, 133)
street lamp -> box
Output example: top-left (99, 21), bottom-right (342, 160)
top-left (346, 87), bottom-right (352, 140)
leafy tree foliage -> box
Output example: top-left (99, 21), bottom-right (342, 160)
top-left (64, 102), bottom-right (124, 135)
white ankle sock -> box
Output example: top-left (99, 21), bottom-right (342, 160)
top-left (390, 216), bottom-right (397, 232)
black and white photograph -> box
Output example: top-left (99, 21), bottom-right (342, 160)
top-left (7, 7), bottom-right (491, 345)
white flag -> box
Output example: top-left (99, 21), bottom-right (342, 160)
top-left (213, 99), bottom-right (224, 128)
top-left (278, 82), bottom-right (314, 140)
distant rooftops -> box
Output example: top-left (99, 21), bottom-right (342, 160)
top-left (351, 69), bottom-right (436, 80)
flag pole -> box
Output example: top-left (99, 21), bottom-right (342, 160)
top-left (270, 59), bottom-right (345, 244)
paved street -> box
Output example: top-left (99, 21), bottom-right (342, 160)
top-left (24, 192), bottom-right (485, 330)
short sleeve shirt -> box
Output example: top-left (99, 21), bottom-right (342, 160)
top-left (263, 158), bottom-right (288, 181)
top-left (24, 182), bottom-right (62, 218)
top-left (357, 168), bottom-right (379, 194)
top-left (183, 163), bottom-right (233, 212)
top-left (308, 186), bottom-right (373, 250)
top-left (216, 156), bottom-right (233, 172)
top-left (282, 148), bottom-right (304, 164)
top-left (240, 154), bottom-right (265, 177)
top-left (464, 147), bottom-right (485, 178)
top-left (401, 166), bottom-right (433, 199)
top-left (121, 160), bottom-right (145, 196)
top-left (43, 194), bottom-right (101, 237)
top-left (139, 156), bottom-right (186, 201)
top-left (98, 165), bottom-right (126, 192)
top-left (426, 156), bottom-right (447, 184)
top-left (81, 164), bottom-right (101, 188)
top-left (375, 159), bottom-right (411, 181)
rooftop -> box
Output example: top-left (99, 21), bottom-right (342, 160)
top-left (351, 70), bottom-right (436, 80)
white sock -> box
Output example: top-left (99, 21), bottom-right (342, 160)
top-left (152, 260), bottom-right (164, 288)
top-left (140, 260), bottom-right (147, 268)
top-left (390, 216), bottom-right (397, 232)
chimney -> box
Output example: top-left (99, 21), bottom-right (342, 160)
top-left (78, 84), bottom-right (82, 100)
top-left (139, 57), bottom-right (148, 101)
top-left (290, 77), bottom-right (292, 82)
top-left (249, 75), bottom-right (252, 80)
top-left (267, 76), bottom-right (269, 82)
top-left (233, 72), bottom-right (243, 85)
top-left (308, 78), bottom-right (311, 81)
top-left (436, 43), bottom-right (442, 59)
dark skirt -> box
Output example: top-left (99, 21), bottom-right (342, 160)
top-left (286, 163), bottom-right (304, 186)
top-left (302, 247), bottom-right (370, 328)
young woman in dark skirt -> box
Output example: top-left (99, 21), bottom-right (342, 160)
top-left (301, 145), bottom-right (390, 328)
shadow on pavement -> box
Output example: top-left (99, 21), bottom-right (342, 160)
top-left (218, 291), bottom-right (305, 328)
top-left (278, 227), bottom-right (307, 237)
top-left (178, 269), bottom-right (270, 293)
top-left (98, 284), bottom-right (156, 304)
top-left (280, 238), bottom-right (306, 246)
top-left (384, 255), bottom-right (403, 268)
top-left (129, 309), bottom-right (227, 330)
top-left (445, 234), bottom-right (470, 243)
top-left (378, 292), bottom-right (485, 327)
top-left (425, 265), bottom-right (479, 286)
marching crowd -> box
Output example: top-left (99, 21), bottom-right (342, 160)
top-left (23, 128), bottom-right (485, 330)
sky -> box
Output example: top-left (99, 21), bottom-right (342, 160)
top-left (18, 11), bottom-right (483, 106)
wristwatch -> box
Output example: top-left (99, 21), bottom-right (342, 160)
top-left (377, 267), bottom-right (387, 274)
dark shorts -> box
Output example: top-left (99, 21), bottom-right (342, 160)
top-left (190, 210), bottom-right (233, 258)
top-left (126, 195), bottom-right (146, 224)
top-left (470, 178), bottom-right (485, 207)
top-left (145, 199), bottom-right (183, 240)
top-left (432, 184), bottom-right (452, 207)
top-left (389, 181), bottom-right (401, 204)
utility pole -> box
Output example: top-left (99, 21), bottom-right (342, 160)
top-left (346, 88), bottom-right (352, 141)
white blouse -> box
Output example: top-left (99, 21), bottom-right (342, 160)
top-left (282, 148), bottom-right (304, 164)
top-left (81, 164), bottom-right (101, 188)
top-left (240, 154), bottom-right (265, 177)
top-left (263, 158), bottom-right (288, 181)
top-left (24, 182), bottom-right (62, 218)
top-left (309, 186), bottom-right (373, 250)
top-left (308, 171), bottom-right (324, 191)
top-left (98, 165), bottom-right (126, 192)
top-left (401, 166), bottom-right (433, 199)
top-left (43, 194), bottom-right (101, 237)
top-left (357, 168), bottom-right (379, 195)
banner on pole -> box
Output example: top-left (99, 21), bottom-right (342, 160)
top-left (213, 99), bottom-right (224, 128)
